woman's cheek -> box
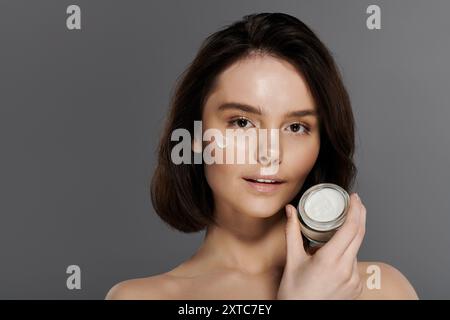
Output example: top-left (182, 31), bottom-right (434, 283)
top-left (204, 163), bottom-right (251, 215)
top-left (283, 136), bottom-right (320, 179)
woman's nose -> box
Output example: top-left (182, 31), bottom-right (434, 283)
top-left (256, 128), bottom-right (281, 167)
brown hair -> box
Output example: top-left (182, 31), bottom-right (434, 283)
top-left (150, 12), bottom-right (357, 233)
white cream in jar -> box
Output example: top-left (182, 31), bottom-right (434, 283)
top-left (297, 183), bottom-right (350, 247)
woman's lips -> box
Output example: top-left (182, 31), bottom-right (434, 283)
top-left (243, 178), bottom-right (285, 193)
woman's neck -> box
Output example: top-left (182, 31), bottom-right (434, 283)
top-left (194, 206), bottom-right (288, 276)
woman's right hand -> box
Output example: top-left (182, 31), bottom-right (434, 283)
top-left (276, 192), bottom-right (367, 300)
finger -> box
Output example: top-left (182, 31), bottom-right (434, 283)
top-left (346, 258), bottom-right (359, 282)
top-left (284, 204), bottom-right (308, 266)
top-left (350, 258), bottom-right (363, 298)
top-left (343, 201), bottom-right (366, 262)
top-left (319, 193), bottom-right (361, 259)
top-left (352, 257), bottom-right (358, 276)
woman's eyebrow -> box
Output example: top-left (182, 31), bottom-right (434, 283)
top-left (218, 102), bottom-right (263, 115)
top-left (217, 102), bottom-right (317, 118)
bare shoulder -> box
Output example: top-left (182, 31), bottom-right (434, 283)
top-left (105, 273), bottom-right (177, 300)
top-left (357, 261), bottom-right (419, 300)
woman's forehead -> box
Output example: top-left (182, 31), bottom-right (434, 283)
top-left (205, 55), bottom-right (316, 116)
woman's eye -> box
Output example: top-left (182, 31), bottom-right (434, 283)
top-left (229, 118), bottom-right (253, 128)
top-left (288, 123), bottom-right (310, 135)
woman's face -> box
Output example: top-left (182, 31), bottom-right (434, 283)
top-left (199, 54), bottom-right (320, 219)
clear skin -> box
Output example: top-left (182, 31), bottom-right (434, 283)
top-left (106, 54), bottom-right (419, 300)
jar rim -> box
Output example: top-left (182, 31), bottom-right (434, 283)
top-left (297, 183), bottom-right (350, 232)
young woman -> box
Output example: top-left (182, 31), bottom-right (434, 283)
top-left (106, 12), bottom-right (418, 300)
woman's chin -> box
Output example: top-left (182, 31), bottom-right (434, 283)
top-left (240, 202), bottom-right (284, 219)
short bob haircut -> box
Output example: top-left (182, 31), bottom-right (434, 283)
top-left (150, 12), bottom-right (357, 233)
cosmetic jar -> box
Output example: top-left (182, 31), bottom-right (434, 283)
top-left (297, 183), bottom-right (350, 249)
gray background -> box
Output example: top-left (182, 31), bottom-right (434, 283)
top-left (0, 0), bottom-right (448, 299)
